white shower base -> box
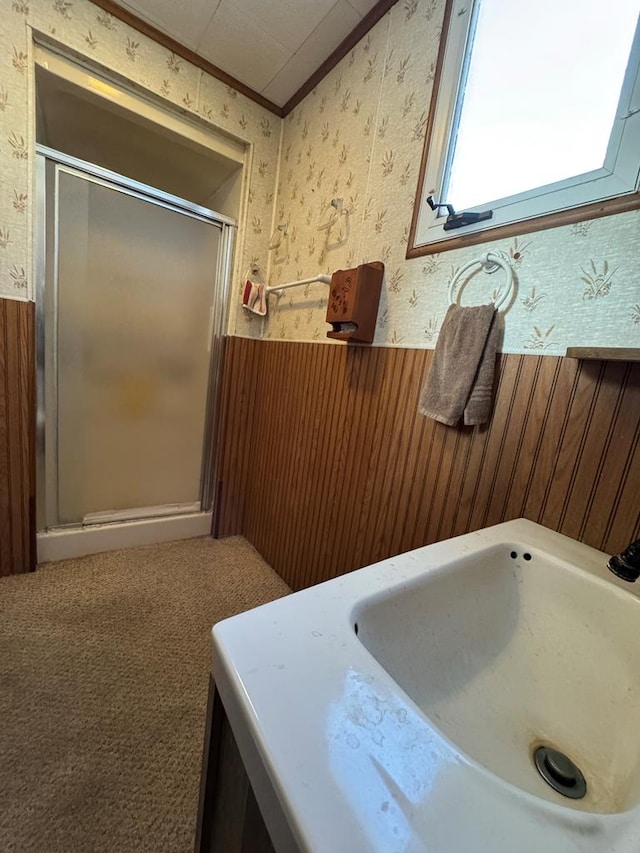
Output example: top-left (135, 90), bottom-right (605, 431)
top-left (37, 511), bottom-right (213, 563)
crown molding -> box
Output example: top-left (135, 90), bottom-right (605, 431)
top-left (281, 0), bottom-right (399, 116)
top-left (89, 0), bottom-right (284, 115)
top-left (90, 0), bottom-right (401, 119)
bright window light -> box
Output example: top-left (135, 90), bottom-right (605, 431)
top-left (446, 0), bottom-right (639, 210)
top-left (410, 0), bottom-right (640, 252)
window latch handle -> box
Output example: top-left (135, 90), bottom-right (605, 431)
top-left (426, 195), bottom-right (456, 216)
top-left (427, 194), bottom-right (493, 230)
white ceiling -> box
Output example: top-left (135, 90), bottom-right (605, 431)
top-left (111, 0), bottom-right (380, 107)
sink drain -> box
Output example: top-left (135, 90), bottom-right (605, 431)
top-left (533, 746), bottom-right (587, 799)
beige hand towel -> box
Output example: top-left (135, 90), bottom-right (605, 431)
top-left (418, 303), bottom-right (498, 426)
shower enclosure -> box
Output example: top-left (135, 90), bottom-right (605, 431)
top-left (36, 147), bottom-right (235, 560)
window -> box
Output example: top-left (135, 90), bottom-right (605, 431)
top-left (408, 0), bottom-right (640, 256)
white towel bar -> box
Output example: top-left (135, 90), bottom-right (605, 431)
top-left (266, 274), bottom-right (331, 294)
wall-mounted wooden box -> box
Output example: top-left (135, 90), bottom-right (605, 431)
top-left (325, 261), bottom-right (384, 344)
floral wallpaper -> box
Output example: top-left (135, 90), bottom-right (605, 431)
top-left (1, 0), bottom-right (638, 354)
top-left (267, 0), bottom-right (640, 354)
top-left (0, 0), bottom-right (280, 340)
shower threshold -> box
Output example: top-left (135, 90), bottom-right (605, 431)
top-left (83, 501), bottom-right (201, 525)
top-left (36, 508), bottom-right (213, 563)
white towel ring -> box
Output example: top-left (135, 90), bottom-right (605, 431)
top-left (448, 251), bottom-right (514, 312)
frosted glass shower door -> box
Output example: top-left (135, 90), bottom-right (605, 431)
top-left (54, 168), bottom-right (221, 525)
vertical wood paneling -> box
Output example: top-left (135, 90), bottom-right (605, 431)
top-left (0, 305), bottom-right (10, 574)
top-left (216, 337), bottom-right (254, 536)
top-left (0, 299), bottom-right (35, 576)
top-left (561, 361), bottom-right (629, 539)
top-left (502, 356), bottom-right (560, 521)
top-left (391, 358), bottom-right (435, 554)
top-left (313, 345), bottom-right (351, 579)
top-left (521, 357), bottom-right (580, 521)
top-left (433, 419), bottom-right (473, 543)
top-left (539, 361), bottom-right (604, 531)
top-left (583, 367), bottom-right (640, 548)
top-left (466, 353), bottom-right (523, 533)
top-left (376, 349), bottom-right (423, 558)
top-left (218, 338), bottom-right (640, 591)
top-left (356, 348), bottom-right (410, 569)
top-left (482, 355), bottom-right (541, 529)
top-left (604, 433), bottom-right (640, 555)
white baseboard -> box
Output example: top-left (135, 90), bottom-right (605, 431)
top-left (37, 511), bottom-right (213, 563)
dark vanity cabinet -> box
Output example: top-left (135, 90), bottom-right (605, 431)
top-left (195, 678), bottom-right (276, 853)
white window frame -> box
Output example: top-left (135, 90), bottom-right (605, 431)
top-left (408, 0), bottom-right (640, 256)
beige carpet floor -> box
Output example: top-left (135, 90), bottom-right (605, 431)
top-left (0, 536), bottom-right (290, 853)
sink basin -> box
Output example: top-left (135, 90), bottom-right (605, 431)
top-left (354, 540), bottom-right (640, 814)
top-left (211, 519), bottom-right (640, 852)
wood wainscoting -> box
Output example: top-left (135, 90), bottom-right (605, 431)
top-left (217, 337), bottom-right (640, 591)
top-left (0, 299), bottom-right (35, 576)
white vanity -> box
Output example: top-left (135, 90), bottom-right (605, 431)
top-left (196, 519), bottom-right (640, 852)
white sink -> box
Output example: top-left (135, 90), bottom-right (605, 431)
top-left (354, 541), bottom-right (640, 814)
top-left (211, 520), bottom-right (640, 852)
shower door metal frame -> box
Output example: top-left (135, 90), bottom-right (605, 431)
top-left (35, 145), bottom-right (236, 532)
